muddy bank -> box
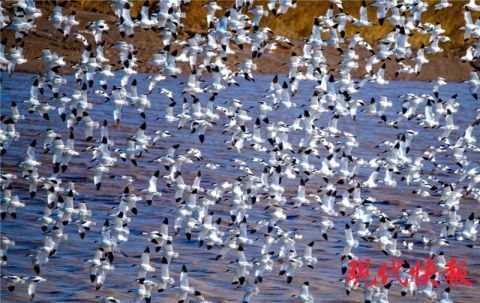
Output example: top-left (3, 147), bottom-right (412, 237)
top-left (1, 4), bottom-right (474, 82)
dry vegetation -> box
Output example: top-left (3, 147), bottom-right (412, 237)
top-left (62, 0), bottom-right (476, 56)
top-left (4, 0), bottom-right (475, 80)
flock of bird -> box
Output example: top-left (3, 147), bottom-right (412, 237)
top-left (1, 0), bottom-right (480, 302)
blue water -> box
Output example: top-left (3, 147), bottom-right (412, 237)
top-left (1, 73), bottom-right (479, 302)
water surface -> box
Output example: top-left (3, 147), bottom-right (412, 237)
top-left (1, 73), bottom-right (479, 302)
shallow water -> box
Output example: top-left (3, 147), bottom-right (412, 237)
top-left (1, 73), bottom-right (479, 302)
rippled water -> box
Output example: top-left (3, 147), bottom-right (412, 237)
top-left (1, 73), bottom-right (479, 302)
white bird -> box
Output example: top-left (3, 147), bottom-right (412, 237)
top-left (141, 170), bottom-right (162, 205)
top-left (292, 281), bottom-right (314, 303)
top-left (26, 276), bottom-right (46, 301)
top-left (465, 71), bottom-right (480, 100)
top-left (156, 257), bottom-right (175, 292)
top-left (435, 0), bottom-right (452, 11)
top-left (354, 1), bottom-right (373, 27)
top-left (343, 223), bottom-right (359, 256)
top-left (137, 246), bottom-right (155, 279)
top-left (241, 279), bottom-right (259, 303)
top-left (177, 264), bottom-right (195, 302)
top-left (301, 241), bottom-right (317, 268)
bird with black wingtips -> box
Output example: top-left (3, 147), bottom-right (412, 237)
top-left (177, 264), bottom-right (195, 303)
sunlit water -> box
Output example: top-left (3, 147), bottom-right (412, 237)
top-left (1, 73), bottom-right (479, 302)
